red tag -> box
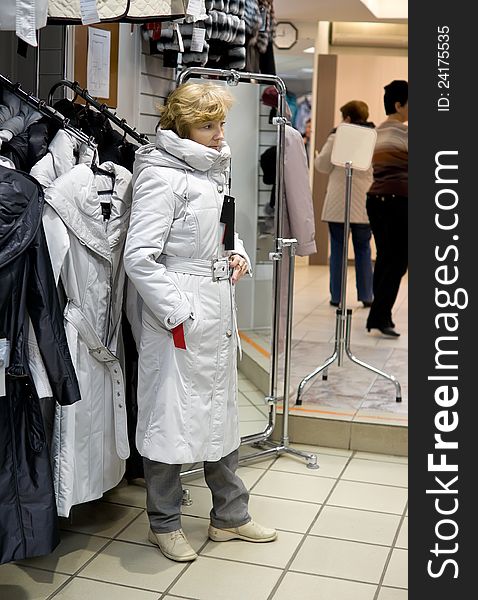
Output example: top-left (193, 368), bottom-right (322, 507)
top-left (171, 323), bottom-right (186, 350)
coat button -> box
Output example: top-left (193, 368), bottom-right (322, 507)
top-left (226, 329), bottom-right (232, 337)
top-left (168, 317), bottom-right (176, 325)
top-left (217, 185), bottom-right (223, 193)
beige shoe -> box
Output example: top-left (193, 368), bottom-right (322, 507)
top-left (208, 519), bottom-right (278, 543)
top-left (148, 528), bottom-right (198, 562)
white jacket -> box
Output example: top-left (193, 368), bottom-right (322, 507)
top-left (0, 0), bottom-right (48, 46)
top-left (47, 0), bottom-right (184, 21)
top-left (315, 131), bottom-right (372, 224)
top-left (31, 129), bottom-right (94, 189)
top-left (43, 162), bottom-right (132, 516)
top-left (124, 130), bottom-right (250, 464)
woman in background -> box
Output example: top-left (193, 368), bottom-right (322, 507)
top-left (315, 100), bottom-right (374, 309)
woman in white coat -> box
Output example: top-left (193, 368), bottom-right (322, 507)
top-left (124, 83), bottom-right (277, 563)
top-left (315, 100), bottom-right (374, 308)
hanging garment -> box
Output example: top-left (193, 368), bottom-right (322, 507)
top-left (47, 0), bottom-right (185, 23)
top-left (0, 0), bottom-right (48, 46)
top-left (0, 88), bottom-right (43, 147)
top-left (42, 162), bottom-right (132, 517)
top-left (0, 165), bottom-right (81, 564)
top-left (283, 125), bottom-right (316, 255)
top-left (30, 129), bottom-right (94, 189)
top-left (294, 95), bottom-right (312, 135)
top-left (51, 101), bottom-right (138, 173)
top-left (124, 129), bottom-right (251, 465)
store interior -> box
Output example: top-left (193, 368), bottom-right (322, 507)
top-left (0, 1), bottom-right (408, 598)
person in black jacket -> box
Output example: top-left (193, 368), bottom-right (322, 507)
top-left (0, 165), bottom-right (81, 564)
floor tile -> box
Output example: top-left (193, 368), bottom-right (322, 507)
top-left (251, 470), bottom-right (335, 504)
top-left (169, 556), bottom-right (281, 600)
top-left (79, 540), bottom-right (186, 592)
top-left (377, 586), bottom-right (408, 599)
top-left (102, 480), bottom-right (147, 508)
top-left (17, 531), bottom-right (108, 575)
top-left (327, 480), bottom-right (408, 515)
top-left (310, 506), bottom-right (401, 546)
top-left (52, 577), bottom-right (159, 599)
top-left (0, 565), bottom-right (68, 600)
top-left (248, 494), bottom-right (321, 533)
top-left (60, 501), bottom-right (143, 538)
top-left (396, 517), bottom-right (408, 549)
top-left (201, 530), bottom-right (302, 568)
top-left (353, 452), bottom-right (408, 464)
top-left (241, 389), bottom-right (268, 406)
top-left (238, 445), bottom-right (277, 469)
top-left (238, 378), bottom-right (261, 392)
top-left (290, 443), bottom-right (353, 458)
top-left (342, 458), bottom-right (408, 487)
top-left (118, 512), bottom-right (210, 553)
top-left (290, 536), bottom-right (389, 584)
top-left (240, 420), bottom-right (269, 437)
top-left (238, 404), bottom-right (268, 421)
top-left (180, 486), bottom-right (213, 520)
top-left (271, 451), bottom-right (349, 479)
top-left (272, 572), bottom-right (377, 600)
top-left (184, 465), bottom-right (266, 491)
top-left (383, 548), bottom-right (408, 588)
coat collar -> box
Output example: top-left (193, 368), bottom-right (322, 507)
top-left (44, 162), bottom-right (132, 262)
top-left (155, 128), bottom-right (231, 174)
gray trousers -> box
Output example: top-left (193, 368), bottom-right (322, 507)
top-left (143, 449), bottom-right (251, 533)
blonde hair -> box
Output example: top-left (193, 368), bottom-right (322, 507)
top-left (159, 82), bottom-right (234, 138)
top-left (340, 100), bottom-right (369, 123)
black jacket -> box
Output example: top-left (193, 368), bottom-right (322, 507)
top-left (0, 166), bottom-right (81, 564)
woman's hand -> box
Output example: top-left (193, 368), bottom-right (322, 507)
top-left (229, 254), bottom-right (248, 284)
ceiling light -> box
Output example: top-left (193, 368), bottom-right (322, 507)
top-left (303, 46), bottom-right (315, 54)
top-left (360, 0), bottom-right (408, 19)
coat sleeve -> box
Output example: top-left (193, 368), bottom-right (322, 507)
top-left (26, 225), bottom-right (81, 406)
top-left (123, 167), bottom-right (192, 330)
top-left (284, 126), bottom-right (317, 257)
top-left (314, 133), bottom-right (335, 174)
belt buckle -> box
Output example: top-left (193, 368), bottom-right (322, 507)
top-left (212, 258), bottom-right (229, 281)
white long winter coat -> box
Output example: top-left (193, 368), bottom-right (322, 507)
top-left (42, 162), bottom-right (132, 516)
top-left (124, 130), bottom-right (250, 465)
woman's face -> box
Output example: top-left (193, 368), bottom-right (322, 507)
top-left (188, 120), bottom-right (225, 150)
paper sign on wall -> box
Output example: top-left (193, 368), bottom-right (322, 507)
top-left (87, 27), bottom-right (111, 99)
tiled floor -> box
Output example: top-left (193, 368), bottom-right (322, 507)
top-left (0, 264), bottom-right (408, 599)
top-left (242, 264), bottom-right (408, 426)
top-left (1, 415), bottom-right (408, 599)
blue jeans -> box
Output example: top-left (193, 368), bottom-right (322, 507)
top-left (328, 222), bottom-right (373, 304)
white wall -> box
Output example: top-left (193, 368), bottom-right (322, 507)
top-left (335, 54), bottom-right (408, 126)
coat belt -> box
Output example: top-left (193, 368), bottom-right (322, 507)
top-left (161, 256), bottom-right (231, 280)
top-left (63, 300), bottom-right (130, 460)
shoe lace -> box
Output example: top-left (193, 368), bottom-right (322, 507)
top-left (170, 530), bottom-right (186, 541)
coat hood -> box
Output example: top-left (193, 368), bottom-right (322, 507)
top-left (133, 128), bottom-right (231, 180)
top-left (0, 166), bottom-right (43, 268)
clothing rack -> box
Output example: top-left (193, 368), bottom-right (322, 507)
top-left (48, 80), bottom-right (150, 146)
top-left (0, 73), bottom-right (95, 148)
top-left (176, 67), bottom-right (319, 477)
